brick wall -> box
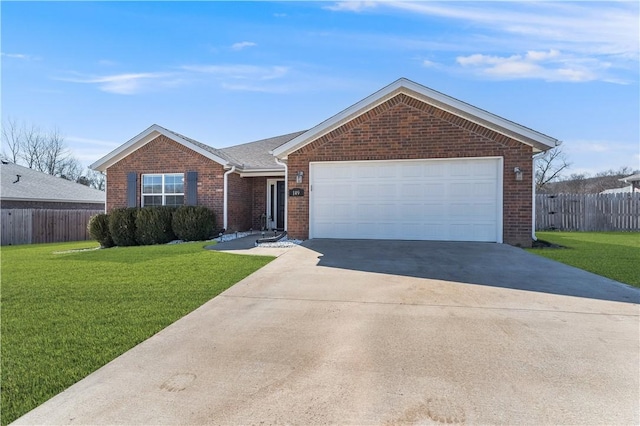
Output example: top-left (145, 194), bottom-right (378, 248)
top-left (251, 177), bottom-right (267, 230)
top-left (106, 135), bottom-right (225, 225)
top-left (286, 93), bottom-right (534, 247)
top-left (227, 173), bottom-right (252, 231)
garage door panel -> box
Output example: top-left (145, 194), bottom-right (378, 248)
top-left (402, 164), bottom-right (423, 178)
top-left (471, 181), bottom-right (496, 197)
top-left (356, 184), bottom-right (378, 198)
top-left (401, 184), bottom-right (423, 198)
top-left (450, 182), bottom-right (473, 197)
top-left (425, 162), bottom-right (447, 177)
top-left (423, 183), bottom-right (446, 197)
top-left (311, 158), bottom-right (501, 242)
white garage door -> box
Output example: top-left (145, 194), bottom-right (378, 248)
top-left (310, 158), bottom-right (502, 242)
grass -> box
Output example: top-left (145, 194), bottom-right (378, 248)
top-left (528, 232), bottom-right (640, 287)
top-left (1, 241), bottom-right (273, 425)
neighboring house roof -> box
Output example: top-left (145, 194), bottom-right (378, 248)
top-left (619, 173), bottom-right (640, 183)
top-left (219, 131), bottom-right (306, 173)
top-left (600, 185), bottom-right (640, 194)
top-left (273, 77), bottom-right (560, 159)
top-left (1, 161), bottom-right (105, 204)
top-left (90, 124), bottom-right (230, 172)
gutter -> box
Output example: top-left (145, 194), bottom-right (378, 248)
top-left (223, 166), bottom-right (236, 230)
top-left (274, 158), bottom-right (288, 231)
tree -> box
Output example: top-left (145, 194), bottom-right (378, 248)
top-left (81, 169), bottom-right (106, 191)
top-left (1, 117), bottom-right (22, 163)
top-left (535, 146), bottom-right (570, 190)
top-left (1, 118), bottom-right (96, 188)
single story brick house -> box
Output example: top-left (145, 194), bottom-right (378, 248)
top-left (91, 78), bottom-right (559, 247)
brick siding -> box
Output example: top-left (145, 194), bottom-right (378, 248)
top-left (106, 135), bottom-right (226, 226)
top-left (251, 177), bottom-right (268, 230)
top-left (286, 93), bottom-right (534, 247)
top-left (227, 173), bottom-right (252, 231)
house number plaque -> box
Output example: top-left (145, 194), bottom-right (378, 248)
top-left (289, 188), bottom-right (304, 197)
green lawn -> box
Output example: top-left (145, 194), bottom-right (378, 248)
top-left (528, 232), bottom-right (640, 287)
top-left (0, 241), bottom-right (273, 425)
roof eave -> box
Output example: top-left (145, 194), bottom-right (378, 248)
top-left (236, 166), bottom-right (285, 178)
top-left (1, 196), bottom-right (104, 204)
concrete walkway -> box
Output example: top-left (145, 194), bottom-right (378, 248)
top-left (14, 240), bottom-right (640, 425)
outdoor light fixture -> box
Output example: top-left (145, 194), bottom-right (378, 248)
top-left (296, 171), bottom-right (304, 184)
top-left (514, 167), bottom-right (523, 181)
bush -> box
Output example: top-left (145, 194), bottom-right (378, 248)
top-left (87, 213), bottom-right (114, 248)
top-left (172, 206), bottom-right (215, 241)
top-left (108, 207), bottom-right (139, 246)
top-left (135, 207), bottom-right (176, 245)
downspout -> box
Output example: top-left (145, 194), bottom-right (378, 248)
top-left (223, 166), bottom-right (236, 231)
top-left (103, 171), bottom-right (108, 214)
top-left (274, 158), bottom-right (287, 231)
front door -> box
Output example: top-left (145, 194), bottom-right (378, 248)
top-left (267, 179), bottom-right (285, 230)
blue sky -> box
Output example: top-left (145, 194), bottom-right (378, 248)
top-left (2, 1), bottom-right (638, 176)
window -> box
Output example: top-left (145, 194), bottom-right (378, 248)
top-left (142, 173), bottom-right (184, 207)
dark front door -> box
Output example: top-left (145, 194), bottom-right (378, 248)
top-left (276, 181), bottom-right (285, 230)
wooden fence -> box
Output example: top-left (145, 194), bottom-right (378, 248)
top-left (536, 193), bottom-right (640, 231)
top-left (1, 209), bottom-right (104, 246)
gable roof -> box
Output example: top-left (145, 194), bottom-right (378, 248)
top-left (272, 77), bottom-right (559, 159)
top-left (90, 124), bottom-right (230, 172)
top-left (90, 124), bottom-right (302, 174)
top-left (1, 161), bottom-right (105, 204)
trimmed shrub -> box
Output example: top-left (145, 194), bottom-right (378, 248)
top-left (88, 213), bottom-right (114, 248)
top-left (135, 207), bottom-right (177, 245)
top-left (108, 207), bottom-right (139, 247)
top-left (172, 206), bottom-right (215, 241)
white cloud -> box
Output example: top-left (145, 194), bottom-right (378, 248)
top-left (56, 62), bottom-right (295, 94)
top-left (526, 49), bottom-right (561, 62)
top-left (387, 1), bottom-right (638, 56)
top-left (422, 59), bottom-right (438, 68)
top-left (181, 64), bottom-right (289, 81)
top-left (324, 2), bottom-right (379, 12)
top-left (326, 1), bottom-right (638, 83)
top-left (561, 139), bottom-right (640, 175)
top-left (66, 136), bottom-right (120, 147)
top-left (456, 50), bottom-right (606, 83)
top-left (1, 52), bottom-right (38, 60)
top-left (58, 72), bottom-right (176, 95)
top-left (97, 59), bottom-right (118, 67)
top-left (231, 41), bottom-right (257, 51)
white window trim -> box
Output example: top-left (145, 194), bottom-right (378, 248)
top-left (141, 173), bottom-right (185, 207)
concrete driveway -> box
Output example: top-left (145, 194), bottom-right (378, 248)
top-left (14, 240), bottom-right (640, 425)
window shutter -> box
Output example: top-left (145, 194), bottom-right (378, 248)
top-left (127, 172), bottom-right (137, 207)
top-left (186, 171), bottom-right (198, 205)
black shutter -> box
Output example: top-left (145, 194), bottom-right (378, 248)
top-left (127, 172), bottom-right (137, 207)
top-left (186, 171), bottom-right (198, 205)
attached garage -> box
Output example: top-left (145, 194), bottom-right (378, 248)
top-left (272, 78), bottom-right (559, 247)
top-left (310, 158), bottom-right (502, 242)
